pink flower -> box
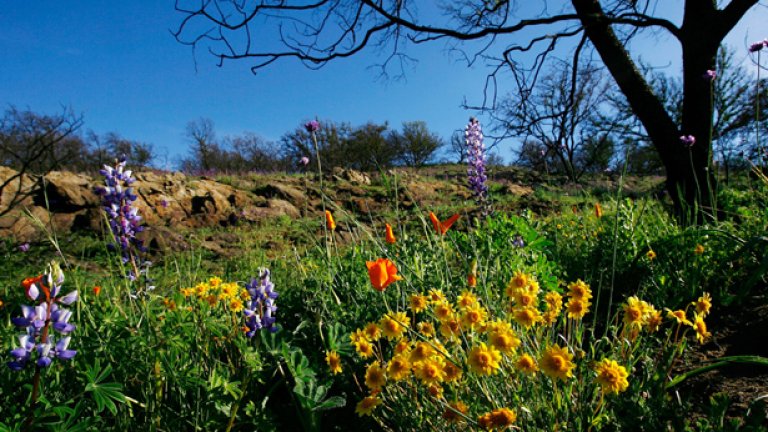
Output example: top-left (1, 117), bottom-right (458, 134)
top-left (304, 120), bottom-right (320, 133)
top-left (680, 135), bottom-right (696, 147)
top-left (299, 156), bottom-right (310, 166)
top-left (703, 70), bottom-right (717, 81)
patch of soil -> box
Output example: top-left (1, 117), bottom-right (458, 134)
top-left (675, 294), bottom-right (768, 423)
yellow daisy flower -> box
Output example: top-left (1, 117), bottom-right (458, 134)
top-left (667, 309), bottom-right (692, 326)
top-left (467, 343), bottom-right (502, 376)
top-left (515, 353), bottom-right (538, 375)
top-left (413, 357), bottom-right (446, 386)
top-left (594, 358), bottom-right (629, 394)
top-left (539, 344), bottom-right (575, 381)
top-left (488, 328), bottom-right (521, 354)
top-left (691, 312), bottom-right (712, 343)
top-left (355, 395), bottom-right (382, 417)
top-left (433, 301), bottom-right (454, 322)
top-left (387, 354), bottom-right (412, 381)
top-left (567, 279), bottom-right (592, 300)
top-left (380, 311), bottom-right (409, 340)
top-left (409, 294), bottom-right (428, 313)
top-left (694, 292), bottom-right (712, 316)
top-left (363, 322), bottom-right (382, 341)
top-left (354, 339), bottom-right (375, 359)
top-left (460, 304), bottom-right (487, 329)
top-left (364, 361), bottom-right (387, 390)
top-left (622, 296), bottom-right (645, 328)
top-left (325, 350), bottom-right (342, 374)
top-left (512, 306), bottom-right (542, 328)
top-left (566, 298), bottom-right (591, 320)
top-left (417, 321), bottom-right (435, 337)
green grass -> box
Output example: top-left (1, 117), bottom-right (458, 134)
top-left (1, 169), bottom-right (766, 431)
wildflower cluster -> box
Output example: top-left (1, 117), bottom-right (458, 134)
top-left (465, 117), bottom-right (489, 213)
top-left (7, 262), bottom-right (78, 371)
top-left (342, 264), bottom-right (713, 428)
top-left (177, 270), bottom-right (278, 336)
top-left (749, 38), bottom-right (768, 53)
top-left (94, 156), bottom-right (147, 279)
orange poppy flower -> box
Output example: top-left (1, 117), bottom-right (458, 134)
top-left (22, 275), bottom-right (46, 300)
top-left (429, 212), bottom-right (460, 235)
top-left (595, 202), bottom-right (603, 218)
top-left (325, 210), bottom-right (336, 231)
top-left (366, 258), bottom-right (402, 291)
top-left (385, 223), bottom-right (396, 244)
top-left (93, 286), bottom-right (102, 296)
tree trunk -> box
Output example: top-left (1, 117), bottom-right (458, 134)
top-left (570, 0), bottom-right (757, 223)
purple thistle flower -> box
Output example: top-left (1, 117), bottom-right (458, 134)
top-left (703, 70), bottom-right (717, 81)
top-left (465, 117), bottom-right (489, 214)
top-left (304, 120), bottom-right (320, 133)
top-left (299, 156), bottom-right (310, 166)
top-left (680, 135), bottom-right (696, 147)
top-left (243, 268), bottom-right (279, 337)
top-left (18, 242), bottom-right (30, 252)
top-left (749, 40), bottom-right (765, 53)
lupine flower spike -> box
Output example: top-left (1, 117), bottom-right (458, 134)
top-left (465, 117), bottom-right (489, 214)
top-left (8, 262), bottom-right (78, 371)
top-left (243, 268), bottom-right (279, 336)
top-left (94, 156), bottom-right (148, 280)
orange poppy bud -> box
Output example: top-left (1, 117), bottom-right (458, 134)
top-left (325, 210), bottom-right (336, 231)
top-left (595, 202), bottom-right (603, 218)
top-left (366, 258), bottom-right (402, 291)
top-left (93, 286), bottom-right (102, 296)
top-left (468, 274), bottom-right (477, 288)
top-left (385, 223), bottom-right (396, 244)
top-left (429, 212), bottom-right (460, 235)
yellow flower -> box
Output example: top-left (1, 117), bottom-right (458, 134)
top-left (363, 322), bottom-right (382, 341)
top-left (442, 400), bottom-right (469, 423)
top-left (645, 309), bottom-right (663, 332)
top-left (433, 301), bottom-right (454, 322)
top-left (509, 271), bottom-right (529, 290)
top-left (622, 296), bottom-right (645, 328)
top-left (439, 318), bottom-right (462, 341)
top-left (512, 306), bottom-right (542, 328)
top-left (387, 354), bottom-right (412, 381)
top-left (325, 210), bottom-right (336, 231)
top-left (566, 298), bottom-right (591, 320)
top-left (456, 290), bottom-right (479, 310)
top-left (195, 282), bottom-right (210, 297)
top-left (488, 328), bottom-right (521, 354)
top-left (478, 408), bottom-right (517, 430)
top-left (544, 291), bottom-right (563, 312)
top-left (354, 339), bottom-right (375, 359)
top-left (691, 312), bottom-right (711, 343)
top-left (428, 289), bottom-right (446, 303)
top-left (409, 341), bottom-right (436, 364)
top-left (646, 249), bottom-right (657, 260)
top-left (467, 343), bottom-right (502, 376)
top-left (460, 304), bottom-right (487, 329)
top-left (180, 287), bottom-right (194, 297)
top-left (349, 329), bottom-right (367, 345)
top-left (539, 344), bottom-right (575, 381)
top-left (394, 338), bottom-right (411, 355)
top-left (209, 276), bottom-right (222, 287)
top-left (515, 354), bottom-right (538, 375)
top-left (427, 384), bottom-right (444, 399)
top-left (355, 394), bottom-right (382, 416)
top-left (667, 309), bottom-right (692, 326)
top-left (567, 279), bottom-right (592, 300)
top-left (365, 361), bottom-right (387, 390)
top-left (380, 311), bottom-right (409, 339)
top-left (694, 292), bottom-right (712, 316)
top-left (594, 359), bottom-right (629, 394)
top-left (409, 294), bottom-right (428, 313)
top-left (417, 321), bottom-right (435, 337)
top-left (219, 282), bottom-right (238, 299)
top-left (325, 350), bottom-right (342, 375)
top-left (413, 357), bottom-right (446, 385)
top-left (228, 298), bottom-right (244, 313)
top-left (694, 244), bottom-right (705, 255)
top-left (442, 361), bottom-right (464, 383)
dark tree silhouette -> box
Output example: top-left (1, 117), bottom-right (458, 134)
top-left (174, 0), bottom-right (764, 221)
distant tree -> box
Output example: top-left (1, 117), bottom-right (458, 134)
top-left (0, 106), bottom-right (85, 216)
top-left (448, 130), bottom-right (467, 164)
top-left (226, 132), bottom-right (288, 172)
top-left (87, 132), bottom-right (155, 168)
top-left (500, 60), bottom-right (610, 182)
top-left (183, 118), bottom-right (220, 172)
top-left (347, 122), bottom-right (397, 170)
top-left (281, 120), bottom-right (353, 173)
top-left (390, 121), bottom-right (443, 167)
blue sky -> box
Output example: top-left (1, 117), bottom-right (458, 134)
top-left (1, 2), bottom-right (766, 168)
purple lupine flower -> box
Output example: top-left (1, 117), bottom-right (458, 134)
top-left (512, 235), bottom-right (525, 248)
top-left (7, 262), bottom-right (78, 371)
top-left (18, 242), bottom-right (30, 252)
top-left (304, 120), bottom-right (320, 133)
top-left (703, 70), bottom-right (717, 81)
top-left (465, 117), bottom-right (489, 213)
top-left (749, 40), bottom-right (765, 53)
top-left (94, 156), bottom-right (148, 278)
top-left (243, 268), bottom-right (279, 337)
top-left (680, 135), bottom-right (696, 147)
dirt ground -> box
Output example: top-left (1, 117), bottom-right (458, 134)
top-left (676, 293), bottom-right (768, 424)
